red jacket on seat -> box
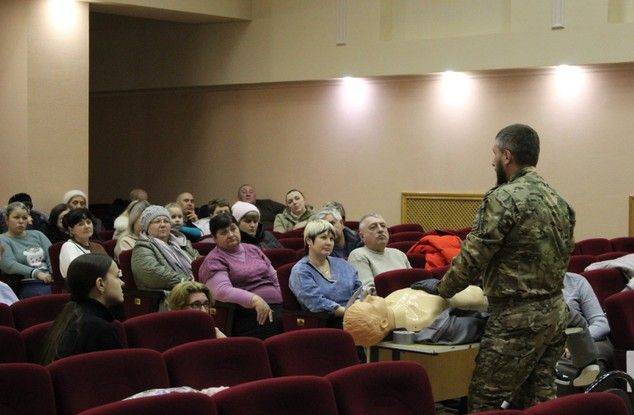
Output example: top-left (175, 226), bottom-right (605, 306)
top-left (407, 233), bottom-right (462, 270)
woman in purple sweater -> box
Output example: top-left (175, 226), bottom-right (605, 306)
top-left (198, 213), bottom-right (283, 339)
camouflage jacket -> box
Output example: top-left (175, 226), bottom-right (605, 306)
top-left (437, 167), bottom-right (575, 303)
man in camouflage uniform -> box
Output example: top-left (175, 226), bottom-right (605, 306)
top-left (420, 124), bottom-right (575, 412)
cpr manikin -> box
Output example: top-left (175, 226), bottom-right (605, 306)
top-left (343, 285), bottom-right (487, 347)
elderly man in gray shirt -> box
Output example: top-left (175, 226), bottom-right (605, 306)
top-left (347, 213), bottom-right (411, 285)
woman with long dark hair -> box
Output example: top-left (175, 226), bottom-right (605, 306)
top-left (41, 253), bottom-right (124, 364)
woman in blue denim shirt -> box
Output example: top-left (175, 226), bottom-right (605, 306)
top-left (289, 220), bottom-right (361, 320)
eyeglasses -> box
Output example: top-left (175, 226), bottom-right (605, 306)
top-left (187, 301), bottom-right (211, 310)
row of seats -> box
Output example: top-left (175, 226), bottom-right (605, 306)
top-left (1, 355), bottom-right (626, 415)
top-left (573, 237), bottom-right (634, 255)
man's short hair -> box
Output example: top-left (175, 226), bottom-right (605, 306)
top-left (495, 124), bottom-right (540, 167)
top-left (237, 184), bottom-right (252, 198)
top-left (313, 207), bottom-right (342, 222)
top-left (358, 213), bottom-right (384, 233)
top-left (323, 201), bottom-right (345, 220)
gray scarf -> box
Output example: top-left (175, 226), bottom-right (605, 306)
top-left (147, 233), bottom-right (194, 277)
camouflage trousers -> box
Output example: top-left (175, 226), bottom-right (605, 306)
top-left (468, 295), bottom-right (569, 413)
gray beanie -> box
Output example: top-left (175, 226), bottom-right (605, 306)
top-left (140, 205), bottom-right (171, 233)
top-left (128, 200), bottom-right (150, 233)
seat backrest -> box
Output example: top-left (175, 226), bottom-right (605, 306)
top-left (264, 328), bottom-right (359, 377)
top-left (10, 293), bottom-right (70, 330)
top-left (386, 241), bottom-right (416, 253)
top-left (406, 253), bottom-right (426, 269)
top-left (164, 337), bottom-right (272, 388)
top-left (567, 254), bottom-right (595, 273)
top-left (77, 392), bottom-right (217, 415)
top-left (0, 363), bottom-right (56, 415)
top-left (97, 230), bottom-right (114, 241)
top-left (262, 248), bottom-right (298, 270)
top-left (605, 290), bottom-right (634, 350)
top-left (0, 303), bottom-right (15, 328)
top-left (101, 239), bottom-right (117, 259)
top-left (48, 348), bottom-right (170, 415)
top-left (375, 268), bottom-right (434, 297)
top-left (429, 265), bottom-right (450, 280)
top-left (581, 268), bottom-right (627, 308)
top-left (212, 375), bottom-right (338, 415)
top-left (118, 250), bottom-right (136, 289)
top-left (278, 237), bottom-right (305, 250)
top-left (0, 326), bottom-right (26, 363)
top-left (276, 228), bottom-right (305, 239)
top-left (594, 251), bottom-right (628, 262)
top-left (75, 393), bottom-right (217, 415)
top-left (326, 361), bottom-right (435, 415)
top-left (192, 255), bottom-right (205, 281)
top-left (575, 238), bottom-right (612, 255)
top-left (124, 309), bottom-right (215, 352)
top-left (611, 237), bottom-right (634, 253)
top-left (344, 221), bottom-right (359, 231)
top-left (388, 231), bottom-right (424, 243)
top-left (525, 391), bottom-right (627, 415)
top-left (192, 242), bottom-right (216, 256)
top-left (20, 320), bottom-right (53, 363)
top-left (48, 242), bottom-right (66, 293)
top-left (275, 262), bottom-right (301, 310)
top-left (388, 224), bottom-right (424, 234)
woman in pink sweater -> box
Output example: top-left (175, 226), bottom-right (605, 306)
top-left (198, 213), bottom-right (283, 339)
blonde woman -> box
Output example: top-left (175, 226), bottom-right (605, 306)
top-left (166, 280), bottom-right (225, 338)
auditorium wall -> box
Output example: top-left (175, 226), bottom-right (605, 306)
top-left (90, 64), bottom-right (634, 239)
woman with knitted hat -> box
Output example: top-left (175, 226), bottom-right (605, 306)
top-left (62, 189), bottom-right (104, 234)
top-left (231, 201), bottom-right (281, 250)
top-left (114, 200), bottom-right (150, 261)
top-left (131, 205), bottom-right (199, 291)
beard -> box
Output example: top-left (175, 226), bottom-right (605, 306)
top-left (495, 160), bottom-right (508, 186)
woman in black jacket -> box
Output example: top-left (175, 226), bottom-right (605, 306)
top-left (41, 253), bottom-right (125, 364)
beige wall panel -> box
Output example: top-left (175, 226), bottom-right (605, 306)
top-left (91, 66), bottom-right (634, 239)
top-left (91, 0), bottom-right (634, 91)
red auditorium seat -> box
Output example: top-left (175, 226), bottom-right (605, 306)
top-left (191, 256), bottom-right (235, 335)
top-left (48, 242), bottom-right (67, 293)
top-left (375, 268), bottom-right (435, 297)
top-left (470, 411), bottom-right (524, 415)
top-left (10, 293), bottom-right (69, 330)
top-left (164, 337), bottom-right (272, 389)
top-left (0, 303), bottom-right (15, 327)
top-left (0, 326), bottom-right (26, 363)
top-left (604, 290), bottom-right (634, 372)
top-left (430, 265), bottom-right (450, 279)
top-left (48, 348), bottom-right (170, 415)
top-left (344, 221), bottom-right (359, 230)
top-left (276, 262), bottom-right (330, 331)
top-left (406, 253), bottom-right (426, 268)
top-left (575, 238), bottom-right (612, 255)
top-left (568, 255), bottom-right (595, 273)
top-left (118, 250), bottom-right (164, 318)
top-left (452, 227), bottom-right (471, 240)
top-left (97, 230), bottom-right (114, 241)
top-left (0, 363), bottom-right (56, 415)
top-left (262, 248), bottom-right (299, 269)
top-left (212, 376), bottom-right (338, 415)
top-left (388, 224), bottom-right (424, 234)
top-left (264, 328), bottom-right (359, 377)
top-left (326, 361), bottom-right (435, 415)
top-left (279, 237), bottom-right (305, 250)
top-left (192, 241), bottom-right (216, 256)
top-left (388, 231), bottom-right (424, 243)
top-left (78, 392), bottom-right (217, 415)
top-left (101, 239), bottom-right (116, 259)
top-left (386, 240), bottom-right (417, 253)
top-left (594, 251), bottom-right (628, 262)
top-left (20, 321), bottom-right (52, 363)
top-left (524, 391), bottom-right (628, 415)
top-left (581, 268), bottom-right (627, 308)
top-left (611, 237), bottom-right (634, 253)
top-left (123, 309), bottom-right (215, 352)
top-left (276, 228), bottom-right (305, 239)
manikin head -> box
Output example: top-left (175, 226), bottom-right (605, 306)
top-left (344, 295), bottom-right (394, 347)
